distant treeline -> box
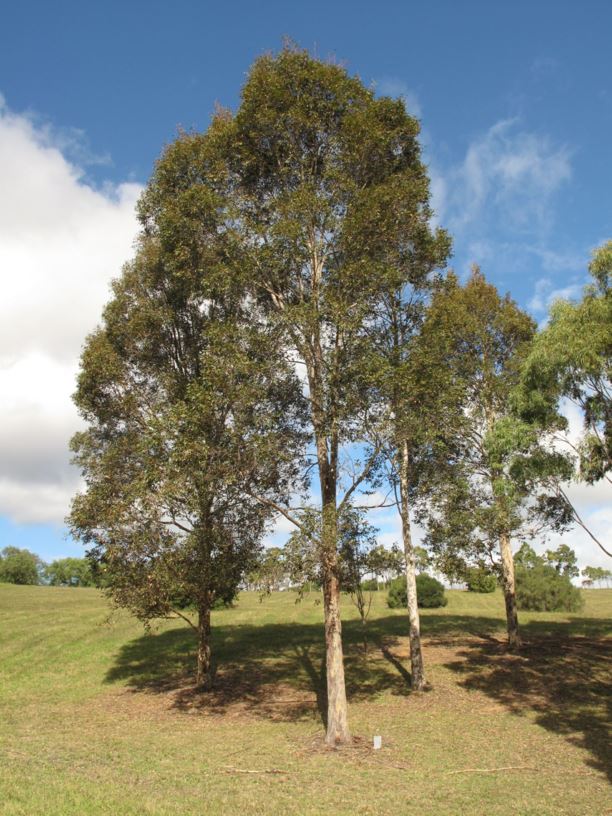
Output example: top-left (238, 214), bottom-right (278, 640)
top-left (0, 548), bottom-right (102, 587)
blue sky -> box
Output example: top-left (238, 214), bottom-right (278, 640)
top-left (1, 0), bottom-right (610, 568)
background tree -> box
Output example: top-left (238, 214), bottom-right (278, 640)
top-left (248, 547), bottom-right (289, 593)
top-left (544, 543), bottom-right (579, 578)
top-left (581, 565), bottom-right (612, 587)
top-left (364, 227), bottom-right (449, 691)
top-left (518, 240), bottom-right (612, 557)
top-left (224, 46), bottom-right (445, 741)
top-left (46, 557), bottom-right (96, 587)
top-left (416, 269), bottom-right (573, 649)
top-left (0, 547), bottom-right (45, 585)
top-left (70, 127), bottom-right (305, 689)
top-left (366, 543), bottom-right (405, 588)
top-left (465, 566), bottom-right (497, 593)
top-left (514, 544), bottom-right (583, 612)
top-left (337, 508), bottom-right (379, 627)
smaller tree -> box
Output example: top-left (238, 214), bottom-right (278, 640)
top-left (387, 573), bottom-right (447, 609)
top-left (582, 566), bottom-right (612, 587)
top-left (517, 241), bottom-right (612, 558)
top-left (284, 505), bottom-right (379, 625)
top-left (416, 270), bottom-right (574, 649)
top-left (0, 547), bottom-right (45, 585)
top-left (366, 543), bottom-right (405, 587)
top-left (514, 545), bottom-right (583, 612)
top-left (465, 567), bottom-right (497, 593)
top-left (544, 544), bottom-right (579, 578)
top-left (46, 557), bottom-right (95, 587)
top-left (338, 509), bottom-right (379, 627)
top-left (248, 547), bottom-right (288, 593)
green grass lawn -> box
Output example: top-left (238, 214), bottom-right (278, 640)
top-left (1, 585), bottom-right (610, 815)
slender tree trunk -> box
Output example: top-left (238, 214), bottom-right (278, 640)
top-left (195, 600), bottom-right (213, 689)
top-left (321, 498), bottom-right (351, 746)
top-left (306, 327), bottom-right (351, 746)
top-left (399, 439), bottom-right (426, 690)
top-left (499, 533), bottom-right (520, 650)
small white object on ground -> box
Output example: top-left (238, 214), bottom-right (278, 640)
top-left (373, 735), bottom-right (382, 750)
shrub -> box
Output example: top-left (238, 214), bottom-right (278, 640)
top-left (361, 578), bottom-right (379, 592)
top-left (515, 563), bottom-right (584, 612)
top-left (465, 568), bottom-right (497, 593)
top-left (387, 573), bottom-right (447, 609)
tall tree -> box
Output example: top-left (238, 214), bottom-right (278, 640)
top-left (70, 128), bottom-right (304, 689)
top-left (225, 46), bottom-right (447, 742)
top-left (518, 240), bottom-right (612, 558)
top-left (416, 270), bottom-right (572, 649)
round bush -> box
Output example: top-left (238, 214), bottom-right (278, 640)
top-left (387, 573), bottom-right (448, 609)
top-left (465, 568), bottom-right (497, 593)
top-left (515, 564), bottom-right (583, 612)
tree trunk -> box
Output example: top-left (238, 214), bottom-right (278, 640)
top-left (499, 533), bottom-right (520, 650)
top-left (196, 600), bottom-right (213, 689)
top-left (322, 563), bottom-right (351, 745)
top-left (320, 496), bottom-right (351, 745)
top-left (399, 439), bottom-right (426, 690)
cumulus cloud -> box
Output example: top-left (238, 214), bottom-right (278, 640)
top-left (0, 96), bottom-right (142, 524)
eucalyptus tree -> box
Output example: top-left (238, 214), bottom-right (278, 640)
top-left (518, 240), bottom-right (612, 557)
top-left (224, 46), bottom-right (448, 741)
top-left (365, 254), bottom-right (450, 690)
top-left (416, 269), bottom-right (573, 649)
top-left (69, 128), bottom-right (305, 689)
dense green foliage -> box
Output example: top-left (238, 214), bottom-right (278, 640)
top-left (46, 557), bottom-right (96, 587)
top-left (387, 573), bottom-right (448, 609)
top-left (517, 241), bottom-right (612, 557)
top-left (515, 545), bottom-right (584, 612)
top-left (465, 568), bottom-right (497, 593)
top-left (0, 547), bottom-right (45, 585)
top-left (69, 88), bottom-right (307, 686)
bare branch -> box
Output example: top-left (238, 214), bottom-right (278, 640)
top-left (248, 493), bottom-right (305, 533)
top-left (557, 485), bottom-right (612, 558)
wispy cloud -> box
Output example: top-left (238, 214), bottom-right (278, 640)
top-left (448, 118), bottom-right (572, 235)
top-left (375, 78), bottom-right (422, 119)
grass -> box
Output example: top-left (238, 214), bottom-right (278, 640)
top-left (0, 585), bottom-right (610, 815)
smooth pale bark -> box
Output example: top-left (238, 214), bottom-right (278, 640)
top-left (399, 439), bottom-right (426, 690)
top-left (305, 282), bottom-right (352, 746)
top-left (322, 562), bottom-right (351, 745)
top-left (499, 532), bottom-right (521, 650)
top-left (195, 601), bottom-right (213, 689)
top-left (319, 476), bottom-right (351, 744)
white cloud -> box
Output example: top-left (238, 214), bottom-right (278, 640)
top-left (375, 78), bottom-right (422, 119)
top-left (0, 96), bottom-right (142, 524)
top-left (449, 119), bottom-right (572, 235)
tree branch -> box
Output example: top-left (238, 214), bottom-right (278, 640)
top-left (557, 485), bottom-right (612, 558)
top-left (338, 446), bottom-right (381, 512)
top-left (248, 493), bottom-right (305, 533)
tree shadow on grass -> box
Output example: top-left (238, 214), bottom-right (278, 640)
top-left (103, 612), bottom-right (512, 721)
top-left (443, 630), bottom-right (612, 782)
top-left (104, 609), bottom-right (611, 780)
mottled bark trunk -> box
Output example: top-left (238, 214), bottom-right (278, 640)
top-left (399, 439), bottom-right (426, 690)
top-left (195, 600), bottom-right (213, 689)
top-left (321, 500), bottom-right (351, 745)
top-left (499, 532), bottom-right (520, 650)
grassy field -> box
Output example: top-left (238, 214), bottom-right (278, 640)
top-left (0, 585), bottom-right (610, 815)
